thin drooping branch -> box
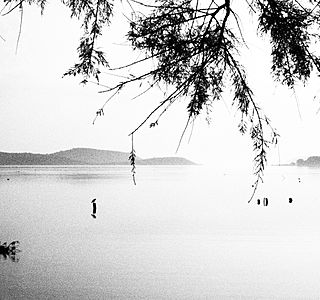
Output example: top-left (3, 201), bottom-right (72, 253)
top-left (176, 115), bottom-right (192, 153)
top-left (129, 74), bottom-right (195, 136)
top-left (293, 0), bottom-right (309, 13)
top-left (129, 133), bottom-right (137, 185)
top-left (224, 45), bottom-right (279, 202)
top-left (15, 2), bottom-right (23, 55)
top-left (99, 69), bottom-right (155, 93)
top-left (130, 80), bottom-right (159, 101)
top-left (63, 0), bottom-right (112, 83)
top-left (109, 50), bottom-right (163, 71)
top-left (0, 1), bottom-right (10, 15)
top-left (92, 86), bottom-right (122, 124)
top-left (88, 0), bottom-right (102, 67)
top-left (310, 0), bottom-right (320, 14)
top-left (245, 0), bottom-right (257, 13)
top-left (5, 0), bottom-right (320, 199)
top-left (1, 0), bottom-right (24, 16)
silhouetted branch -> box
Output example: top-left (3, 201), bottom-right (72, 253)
top-left (129, 133), bottom-right (136, 185)
top-left (5, 0), bottom-right (319, 195)
top-left (129, 74), bottom-right (196, 136)
top-left (130, 79), bottom-right (159, 101)
top-left (93, 86), bottom-right (122, 124)
top-left (15, 2), bottom-right (23, 54)
top-left (176, 115), bottom-right (192, 153)
top-left (1, 0), bottom-right (24, 16)
top-left (245, 0), bottom-right (256, 13)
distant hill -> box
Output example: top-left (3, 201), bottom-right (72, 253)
top-left (52, 148), bottom-right (135, 165)
top-left (0, 152), bottom-right (81, 165)
top-left (0, 148), bottom-right (196, 165)
top-left (137, 157), bottom-right (195, 165)
top-left (295, 157), bottom-right (320, 167)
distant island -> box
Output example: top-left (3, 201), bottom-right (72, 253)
top-left (0, 148), bottom-right (196, 165)
top-left (294, 156), bottom-right (320, 167)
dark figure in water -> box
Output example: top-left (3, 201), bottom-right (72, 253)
top-left (91, 198), bottom-right (97, 218)
top-left (257, 199), bottom-right (261, 205)
top-left (263, 197), bottom-right (269, 206)
top-left (289, 197), bottom-right (293, 203)
top-left (0, 241), bottom-right (20, 262)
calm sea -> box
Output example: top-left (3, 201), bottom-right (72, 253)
top-left (1, 165), bottom-right (320, 299)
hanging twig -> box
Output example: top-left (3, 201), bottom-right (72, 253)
top-left (15, 2), bottom-right (23, 55)
top-left (2, 0), bottom-right (24, 16)
top-left (92, 86), bottom-right (122, 124)
top-left (176, 115), bottom-right (192, 153)
top-left (129, 133), bottom-right (136, 185)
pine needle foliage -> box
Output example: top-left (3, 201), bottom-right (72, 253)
top-left (62, 0), bottom-right (113, 83)
top-left (3, 0), bottom-right (320, 196)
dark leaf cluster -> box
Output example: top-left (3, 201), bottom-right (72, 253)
top-left (128, 135), bottom-right (137, 185)
top-left (4, 0), bottom-right (320, 194)
top-left (62, 0), bottom-right (113, 82)
top-left (256, 0), bottom-right (320, 86)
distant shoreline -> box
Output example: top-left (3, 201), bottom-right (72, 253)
top-left (0, 148), bottom-right (197, 166)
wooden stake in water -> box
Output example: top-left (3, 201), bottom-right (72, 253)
top-left (91, 198), bottom-right (97, 218)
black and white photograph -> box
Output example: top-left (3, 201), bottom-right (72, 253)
top-left (1, 0), bottom-right (320, 299)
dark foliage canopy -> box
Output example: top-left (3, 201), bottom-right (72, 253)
top-left (3, 0), bottom-right (320, 199)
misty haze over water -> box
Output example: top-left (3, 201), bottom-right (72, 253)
top-left (1, 165), bottom-right (320, 299)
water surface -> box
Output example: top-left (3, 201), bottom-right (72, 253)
top-left (1, 165), bottom-right (320, 299)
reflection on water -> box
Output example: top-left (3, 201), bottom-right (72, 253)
top-left (0, 241), bottom-right (20, 262)
top-left (1, 165), bottom-right (320, 298)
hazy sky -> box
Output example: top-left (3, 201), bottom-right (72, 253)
top-left (1, 1), bottom-right (320, 168)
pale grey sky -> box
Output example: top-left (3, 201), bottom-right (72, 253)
top-left (1, 1), bottom-right (320, 168)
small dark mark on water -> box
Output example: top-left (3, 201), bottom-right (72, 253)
top-left (263, 197), bottom-right (269, 206)
top-left (91, 198), bottom-right (97, 218)
top-left (0, 241), bottom-right (21, 262)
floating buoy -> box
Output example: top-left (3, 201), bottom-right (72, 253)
top-left (91, 198), bottom-right (97, 217)
top-left (263, 197), bottom-right (268, 206)
top-left (289, 197), bottom-right (293, 203)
